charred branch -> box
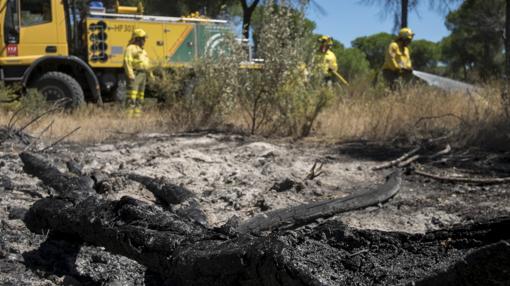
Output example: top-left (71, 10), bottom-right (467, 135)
top-left (127, 174), bottom-right (195, 205)
top-left (237, 170), bottom-right (402, 233)
top-left (126, 173), bottom-right (208, 225)
top-left (373, 143), bottom-right (452, 171)
top-left (19, 152), bottom-right (96, 201)
top-left (413, 166), bottom-right (510, 185)
top-left (305, 161), bottom-right (325, 180)
top-left (372, 146), bottom-right (421, 170)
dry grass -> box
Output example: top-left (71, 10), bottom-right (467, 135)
top-left (317, 85), bottom-right (504, 145)
top-left (0, 104), bottom-right (178, 144)
top-left (1, 85), bottom-right (508, 149)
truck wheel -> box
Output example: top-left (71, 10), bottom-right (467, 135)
top-left (34, 72), bottom-right (85, 109)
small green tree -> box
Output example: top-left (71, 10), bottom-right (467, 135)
top-left (238, 0), bottom-right (335, 137)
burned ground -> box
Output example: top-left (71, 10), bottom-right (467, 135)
top-left (1, 132), bottom-right (510, 285)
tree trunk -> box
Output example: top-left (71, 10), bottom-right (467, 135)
top-left (506, 0), bottom-right (510, 86)
top-left (241, 0), bottom-right (260, 40)
top-left (401, 0), bottom-right (409, 28)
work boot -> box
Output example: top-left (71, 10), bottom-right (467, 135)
top-left (134, 107), bottom-right (142, 117)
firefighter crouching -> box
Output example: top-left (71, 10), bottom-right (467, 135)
top-left (124, 28), bottom-right (154, 117)
top-left (382, 27), bottom-right (414, 90)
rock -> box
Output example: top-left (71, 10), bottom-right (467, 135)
top-left (219, 216), bottom-right (242, 236)
top-left (431, 217), bottom-right (445, 228)
top-left (91, 171), bottom-right (113, 194)
top-left (0, 176), bottom-right (14, 191)
top-left (255, 199), bottom-right (271, 212)
top-left (6, 253), bottom-right (24, 263)
top-left (66, 160), bottom-right (83, 176)
top-left (271, 178), bottom-right (304, 193)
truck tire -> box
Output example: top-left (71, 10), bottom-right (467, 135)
top-left (34, 72), bottom-right (85, 109)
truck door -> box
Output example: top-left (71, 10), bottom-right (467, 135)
top-left (14, 0), bottom-right (68, 65)
top-left (0, 0), bottom-right (22, 75)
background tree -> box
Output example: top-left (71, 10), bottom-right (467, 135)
top-left (338, 48), bottom-right (372, 80)
top-left (351, 32), bottom-right (393, 69)
top-left (359, 0), bottom-right (460, 30)
top-left (143, 0), bottom-right (237, 18)
top-left (410, 39), bottom-right (441, 71)
top-left (240, 0), bottom-right (314, 40)
top-left (351, 32), bottom-right (441, 74)
top-left (442, 0), bottom-right (504, 81)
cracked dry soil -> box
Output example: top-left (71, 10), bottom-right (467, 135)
top-left (1, 132), bottom-right (510, 285)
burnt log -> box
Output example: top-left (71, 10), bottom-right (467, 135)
top-left (24, 194), bottom-right (510, 285)
top-left (20, 152), bottom-right (510, 285)
top-left (416, 240), bottom-right (510, 286)
top-left (237, 170), bottom-right (402, 233)
top-left (20, 152), bottom-right (308, 284)
top-left (24, 195), bottom-right (313, 285)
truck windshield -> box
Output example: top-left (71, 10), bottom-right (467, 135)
top-left (4, 0), bottom-right (20, 44)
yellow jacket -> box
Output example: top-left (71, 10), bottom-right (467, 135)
top-left (383, 41), bottom-right (412, 71)
top-left (123, 44), bottom-right (152, 79)
top-left (316, 50), bottom-right (338, 76)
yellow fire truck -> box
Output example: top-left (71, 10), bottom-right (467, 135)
top-left (0, 0), bottom-right (242, 107)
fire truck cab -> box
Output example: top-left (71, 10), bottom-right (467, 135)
top-left (0, 0), bottom-right (234, 107)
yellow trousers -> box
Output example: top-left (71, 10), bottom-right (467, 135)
top-left (127, 72), bottom-right (147, 117)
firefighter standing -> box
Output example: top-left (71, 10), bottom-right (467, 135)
top-left (315, 36), bottom-right (338, 86)
top-left (124, 28), bottom-right (153, 117)
top-left (382, 27), bottom-right (414, 90)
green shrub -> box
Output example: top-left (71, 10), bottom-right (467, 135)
top-left (237, 0), bottom-right (336, 137)
top-left (19, 89), bottom-right (50, 114)
top-left (0, 83), bottom-right (22, 111)
top-left (150, 34), bottom-right (244, 129)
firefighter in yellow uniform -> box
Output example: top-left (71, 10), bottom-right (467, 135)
top-left (315, 36), bottom-right (338, 86)
top-left (382, 27), bottom-right (414, 90)
top-left (124, 28), bottom-right (154, 117)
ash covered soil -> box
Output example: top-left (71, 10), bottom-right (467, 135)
top-left (1, 132), bottom-right (510, 285)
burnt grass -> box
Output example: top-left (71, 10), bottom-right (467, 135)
top-left (1, 134), bottom-right (510, 285)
